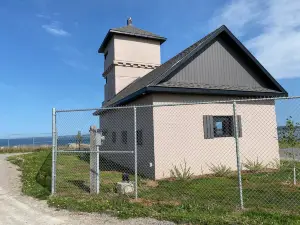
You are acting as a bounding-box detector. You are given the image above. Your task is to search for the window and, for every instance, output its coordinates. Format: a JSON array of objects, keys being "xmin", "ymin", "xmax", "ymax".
[
  {"xmin": 104, "ymin": 52, "xmax": 108, "ymax": 60},
  {"xmin": 213, "ymin": 116, "xmax": 233, "ymax": 137},
  {"xmin": 105, "ymin": 77, "xmax": 107, "ymax": 84},
  {"xmin": 121, "ymin": 131, "xmax": 127, "ymax": 144},
  {"xmin": 136, "ymin": 130, "xmax": 143, "ymax": 145},
  {"xmin": 203, "ymin": 115, "xmax": 242, "ymax": 139},
  {"xmin": 112, "ymin": 131, "xmax": 116, "ymax": 143}
]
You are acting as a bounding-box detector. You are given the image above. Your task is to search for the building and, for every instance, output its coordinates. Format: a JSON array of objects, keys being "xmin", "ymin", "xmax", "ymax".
[{"xmin": 94, "ymin": 18, "xmax": 288, "ymax": 179}]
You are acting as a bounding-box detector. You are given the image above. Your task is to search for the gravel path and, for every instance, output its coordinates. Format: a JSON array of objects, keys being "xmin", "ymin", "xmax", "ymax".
[{"xmin": 0, "ymin": 154, "xmax": 174, "ymax": 225}]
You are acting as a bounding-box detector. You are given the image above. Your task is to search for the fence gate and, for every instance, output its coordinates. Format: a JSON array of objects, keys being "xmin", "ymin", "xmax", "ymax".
[{"xmin": 52, "ymin": 107, "xmax": 138, "ymax": 198}]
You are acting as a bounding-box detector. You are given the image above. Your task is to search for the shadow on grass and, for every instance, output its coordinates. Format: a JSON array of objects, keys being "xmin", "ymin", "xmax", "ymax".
[
  {"xmin": 35, "ymin": 151, "xmax": 52, "ymax": 192},
  {"xmin": 79, "ymin": 153, "xmax": 134, "ymax": 174}
]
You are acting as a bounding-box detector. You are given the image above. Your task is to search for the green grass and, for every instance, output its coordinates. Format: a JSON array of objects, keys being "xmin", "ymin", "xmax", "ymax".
[
  {"xmin": 279, "ymin": 141, "xmax": 300, "ymax": 149},
  {"xmin": 8, "ymin": 151, "xmax": 300, "ymax": 224},
  {"xmin": 7, "ymin": 150, "xmax": 51, "ymax": 199},
  {"xmin": 0, "ymin": 146, "xmax": 51, "ymax": 154}
]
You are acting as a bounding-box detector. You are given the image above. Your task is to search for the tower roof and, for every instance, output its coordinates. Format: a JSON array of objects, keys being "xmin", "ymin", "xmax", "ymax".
[{"xmin": 98, "ymin": 18, "xmax": 166, "ymax": 53}]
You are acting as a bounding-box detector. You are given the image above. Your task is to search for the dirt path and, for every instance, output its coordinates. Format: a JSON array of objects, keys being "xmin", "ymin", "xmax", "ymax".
[{"xmin": 0, "ymin": 154, "xmax": 173, "ymax": 225}]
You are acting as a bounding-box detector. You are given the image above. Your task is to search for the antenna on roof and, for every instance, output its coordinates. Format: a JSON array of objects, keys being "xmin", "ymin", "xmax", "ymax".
[{"xmin": 127, "ymin": 17, "xmax": 132, "ymax": 26}]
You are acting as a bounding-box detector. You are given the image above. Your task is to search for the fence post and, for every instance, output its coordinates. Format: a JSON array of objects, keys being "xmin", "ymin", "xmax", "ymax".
[
  {"xmin": 51, "ymin": 108, "xmax": 57, "ymax": 195},
  {"xmin": 89, "ymin": 126, "xmax": 99, "ymax": 194},
  {"xmin": 233, "ymin": 101, "xmax": 244, "ymax": 209},
  {"xmin": 133, "ymin": 106, "xmax": 138, "ymax": 200}
]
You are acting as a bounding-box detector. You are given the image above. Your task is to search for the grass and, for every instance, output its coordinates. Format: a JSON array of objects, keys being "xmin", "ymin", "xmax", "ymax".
[
  {"xmin": 8, "ymin": 151, "xmax": 300, "ymax": 224},
  {"xmin": 279, "ymin": 141, "xmax": 300, "ymax": 149},
  {"xmin": 0, "ymin": 146, "xmax": 51, "ymax": 154},
  {"xmin": 7, "ymin": 150, "xmax": 51, "ymax": 199}
]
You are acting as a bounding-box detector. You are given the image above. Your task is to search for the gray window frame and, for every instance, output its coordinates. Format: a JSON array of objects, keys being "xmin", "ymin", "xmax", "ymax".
[{"xmin": 203, "ymin": 115, "xmax": 242, "ymax": 139}]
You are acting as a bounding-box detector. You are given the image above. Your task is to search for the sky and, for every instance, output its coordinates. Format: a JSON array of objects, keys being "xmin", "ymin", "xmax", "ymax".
[{"xmin": 1, "ymin": 0, "xmax": 300, "ymax": 137}]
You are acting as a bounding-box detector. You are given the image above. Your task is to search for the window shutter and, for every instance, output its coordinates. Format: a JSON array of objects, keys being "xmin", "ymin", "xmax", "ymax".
[
  {"xmin": 237, "ymin": 115, "xmax": 242, "ymax": 137},
  {"xmin": 203, "ymin": 115, "xmax": 214, "ymax": 139}
]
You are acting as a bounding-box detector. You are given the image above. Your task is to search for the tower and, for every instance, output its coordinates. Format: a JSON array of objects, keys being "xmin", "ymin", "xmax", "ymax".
[{"xmin": 98, "ymin": 18, "xmax": 166, "ymax": 104}]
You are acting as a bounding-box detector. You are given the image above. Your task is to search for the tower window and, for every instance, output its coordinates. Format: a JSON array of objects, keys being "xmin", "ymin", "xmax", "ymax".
[{"xmin": 104, "ymin": 52, "xmax": 108, "ymax": 60}]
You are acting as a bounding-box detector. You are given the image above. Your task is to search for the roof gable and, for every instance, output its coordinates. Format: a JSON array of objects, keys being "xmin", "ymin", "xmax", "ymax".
[
  {"xmin": 157, "ymin": 37, "xmax": 281, "ymax": 93},
  {"xmin": 102, "ymin": 25, "xmax": 288, "ymax": 107}
]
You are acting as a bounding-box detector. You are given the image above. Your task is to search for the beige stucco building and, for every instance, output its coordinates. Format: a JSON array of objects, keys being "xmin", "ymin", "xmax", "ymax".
[{"xmin": 94, "ymin": 18, "xmax": 288, "ymax": 179}]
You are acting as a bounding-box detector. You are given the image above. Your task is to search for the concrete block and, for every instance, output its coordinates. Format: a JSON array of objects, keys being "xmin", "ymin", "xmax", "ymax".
[{"xmin": 116, "ymin": 182, "xmax": 134, "ymax": 194}]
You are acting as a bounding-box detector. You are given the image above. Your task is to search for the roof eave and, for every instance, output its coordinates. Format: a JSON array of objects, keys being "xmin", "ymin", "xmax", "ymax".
[
  {"xmin": 147, "ymin": 86, "xmax": 288, "ymax": 97},
  {"xmin": 98, "ymin": 31, "xmax": 113, "ymax": 53},
  {"xmin": 93, "ymin": 87, "xmax": 148, "ymax": 115},
  {"xmin": 98, "ymin": 30, "xmax": 167, "ymax": 53},
  {"xmin": 94, "ymin": 86, "xmax": 287, "ymax": 113}
]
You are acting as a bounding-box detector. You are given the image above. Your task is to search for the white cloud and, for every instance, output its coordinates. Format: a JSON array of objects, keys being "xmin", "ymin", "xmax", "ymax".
[
  {"xmin": 211, "ymin": 0, "xmax": 300, "ymax": 79},
  {"xmin": 36, "ymin": 13, "xmax": 50, "ymax": 19},
  {"xmin": 42, "ymin": 21, "xmax": 70, "ymax": 37},
  {"xmin": 210, "ymin": 0, "xmax": 263, "ymax": 36}
]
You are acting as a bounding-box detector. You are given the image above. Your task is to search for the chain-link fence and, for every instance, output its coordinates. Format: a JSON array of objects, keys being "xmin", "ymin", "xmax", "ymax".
[
  {"xmin": 51, "ymin": 96, "xmax": 300, "ymax": 212},
  {"xmin": 0, "ymin": 133, "xmax": 52, "ymax": 148}
]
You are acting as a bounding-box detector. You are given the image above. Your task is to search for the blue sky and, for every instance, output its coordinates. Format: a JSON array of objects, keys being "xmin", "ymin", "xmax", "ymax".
[{"xmin": 1, "ymin": 0, "xmax": 300, "ymax": 136}]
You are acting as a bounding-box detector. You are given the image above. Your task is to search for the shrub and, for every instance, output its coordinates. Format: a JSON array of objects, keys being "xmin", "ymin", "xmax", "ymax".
[
  {"xmin": 170, "ymin": 159, "xmax": 194, "ymax": 180},
  {"xmin": 209, "ymin": 164, "xmax": 232, "ymax": 177},
  {"xmin": 243, "ymin": 157, "xmax": 267, "ymax": 173}
]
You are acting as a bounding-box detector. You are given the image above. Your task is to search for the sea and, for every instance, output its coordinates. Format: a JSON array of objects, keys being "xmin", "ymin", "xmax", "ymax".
[
  {"xmin": 1, "ymin": 126, "xmax": 300, "ymax": 147},
  {"xmin": 0, "ymin": 134, "xmax": 90, "ymax": 147}
]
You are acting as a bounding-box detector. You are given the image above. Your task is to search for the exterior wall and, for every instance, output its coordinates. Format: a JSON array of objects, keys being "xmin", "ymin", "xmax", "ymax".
[
  {"xmin": 99, "ymin": 94, "xmax": 155, "ymax": 178},
  {"xmin": 114, "ymin": 34, "xmax": 161, "ymax": 64},
  {"xmin": 104, "ymin": 38, "xmax": 115, "ymax": 71},
  {"xmin": 152, "ymin": 94, "xmax": 280, "ymax": 179},
  {"xmin": 102, "ymin": 34, "xmax": 161, "ymax": 102},
  {"xmin": 104, "ymin": 68, "xmax": 115, "ymax": 101},
  {"xmin": 165, "ymin": 39, "xmax": 271, "ymax": 90},
  {"xmin": 114, "ymin": 66, "xmax": 153, "ymax": 94}
]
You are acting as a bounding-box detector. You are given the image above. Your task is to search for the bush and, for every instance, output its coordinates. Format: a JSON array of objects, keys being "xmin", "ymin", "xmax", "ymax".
[
  {"xmin": 243, "ymin": 157, "xmax": 266, "ymax": 173},
  {"xmin": 170, "ymin": 159, "xmax": 194, "ymax": 180},
  {"xmin": 209, "ymin": 164, "xmax": 232, "ymax": 177}
]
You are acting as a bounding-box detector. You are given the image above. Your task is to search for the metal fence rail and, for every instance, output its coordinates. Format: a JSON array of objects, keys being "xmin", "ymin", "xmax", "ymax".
[{"xmin": 51, "ymin": 96, "xmax": 300, "ymax": 212}]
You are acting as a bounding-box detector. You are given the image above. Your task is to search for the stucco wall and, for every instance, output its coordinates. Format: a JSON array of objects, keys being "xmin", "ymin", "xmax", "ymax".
[
  {"xmin": 103, "ymin": 34, "xmax": 161, "ymax": 102},
  {"xmin": 103, "ymin": 38, "xmax": 114, "ymax": 71},
  {"xmin": 114, "ymin": 34, "xmax": 161, "ymax": 64},
  {"xmin": 114, "ymin": 66, "xmax": 153, "ymax": 94},
  {"xmin": 104, "ymin": 68, "xmax": 115, "ymax": 101},
  {"xmin": 99, "ymin": 94, "xmax": 155, "ymax": 178},
  {"xmin": 152, "ymin": 94, "xmax": 280, "ymax": 179}
]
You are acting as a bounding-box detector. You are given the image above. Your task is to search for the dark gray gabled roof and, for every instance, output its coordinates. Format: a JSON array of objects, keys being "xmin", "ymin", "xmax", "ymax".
[
  {"xmin": 98, "ymin": 25, "xmax": 288, "ymax": 111},
  {"xmin": 98, "ymin": 25, "xmax": 166, "ymax": 53}
]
